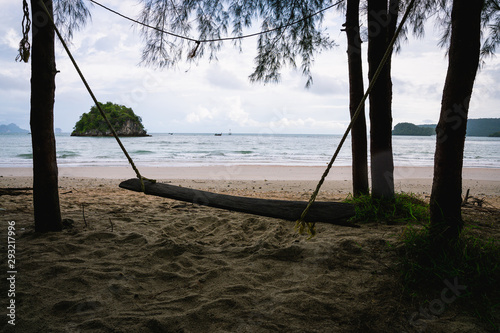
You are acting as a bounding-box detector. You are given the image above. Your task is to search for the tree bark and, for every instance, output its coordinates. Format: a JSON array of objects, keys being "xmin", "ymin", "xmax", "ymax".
[
  {"xmin": 367, "ymin": 0, "xmax": 398, "ymax": 199},
  {"xmin": 430, "ymin": 0, "xmax": 483, "ymax": 242},
  {"xmin": 344, "ymin": 0, "xmax": 369, "ymax": 196},
  {"xmin": 30, "ymin": 0, "xmax": 62, "ymax": 232}
]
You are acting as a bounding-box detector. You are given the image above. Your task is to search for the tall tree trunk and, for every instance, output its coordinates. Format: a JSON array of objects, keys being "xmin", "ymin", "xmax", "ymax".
[
  {"xmin": 30, "ymin": 0, "xmax": 62, "ymax": 232},
  {"xmin": 344, "ymin": 0, "xmax": 369, "ymax": 196},
  {"xmin": 367, "ymin": 0, "xmax": 398, "ymax": 199},
  {"xmin": 430, "ymin": 0, "xmax": 483, "ymax": 242}
]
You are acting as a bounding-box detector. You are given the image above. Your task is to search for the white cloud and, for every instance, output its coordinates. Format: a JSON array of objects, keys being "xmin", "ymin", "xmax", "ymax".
[
  {"xmin": 205, "ymin": 65, "xmax": 246, "ymax": 90},
  {"xmin": 186, "ymin": 107, "xmax": 216, "ymax": 123},
  {"xmin": 307, "ymin": 72, "xmax": 348, "ymax": 96},
  {"xmin": 226, "ymin": 98, "xmax": 258, "ymax": 126},
  {"xmin": 268, "ymin": 117, "xmax": 347, "ymax": 133},
  {"xmin": 2, "ymin": 29, "xmax": 20, "ymax": 50}
]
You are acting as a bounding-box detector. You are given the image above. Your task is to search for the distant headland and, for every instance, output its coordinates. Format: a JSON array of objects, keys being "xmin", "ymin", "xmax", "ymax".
[
  {"xmin": 71, "ymin": 102, "xmax": 149, "ymax": 137},
  {"xmin": 392, "ymin": 122, "xmax": 434, "ymax": 136},
  {"xmin": 393, "ymin": 118, "xmax": 500, "ymax": 137},
  {"xmin": 0, "ymin": 123, "xmax": 29, "ymax": 134}
]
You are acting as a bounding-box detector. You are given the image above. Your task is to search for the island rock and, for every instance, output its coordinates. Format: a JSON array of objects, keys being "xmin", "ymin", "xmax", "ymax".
[{"xmin": 71, "ymin": 102, "xmax": 149, "ymax": 137}]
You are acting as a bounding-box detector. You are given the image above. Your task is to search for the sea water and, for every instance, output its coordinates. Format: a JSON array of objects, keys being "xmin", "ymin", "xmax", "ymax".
[{"xmin": 0, "ymin": 133, "xmax": 499, "ymax": 168}]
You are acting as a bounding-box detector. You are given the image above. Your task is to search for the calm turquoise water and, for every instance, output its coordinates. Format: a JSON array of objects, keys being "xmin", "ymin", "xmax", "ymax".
[{"xmin": 1, "ymin": 133, "xmax": 499, "ymax": 168}]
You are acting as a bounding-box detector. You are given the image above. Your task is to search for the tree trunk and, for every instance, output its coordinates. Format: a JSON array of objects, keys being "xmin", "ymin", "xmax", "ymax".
[
  {"xmin": 344, "ymin": 0, "xmax": 369, "ymax": 196},
  {"xmin": 30, "ymin": 0, "xmax": 62, "ymax": 232},
  {"xmin": 367, "ymin": 0, "xmax": 398, "ymax": 199},
  {"xmin": 430, "ymin": 0, "xmax": 483, "ymax": 242}
]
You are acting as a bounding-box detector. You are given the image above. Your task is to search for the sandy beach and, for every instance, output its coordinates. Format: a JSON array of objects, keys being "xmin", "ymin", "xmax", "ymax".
[
  {"xmin": 1, "ymin": 165, "xmax": 499, "ymax": 332},
  {"xmin": 2, "ymin": 165, "xmax": 500, "ymax": 196}
]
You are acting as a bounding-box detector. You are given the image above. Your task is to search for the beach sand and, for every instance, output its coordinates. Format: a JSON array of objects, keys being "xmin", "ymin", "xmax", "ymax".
[{"xmin": 1, "ymin": 166, "xmax": 499, "ymax": 332}]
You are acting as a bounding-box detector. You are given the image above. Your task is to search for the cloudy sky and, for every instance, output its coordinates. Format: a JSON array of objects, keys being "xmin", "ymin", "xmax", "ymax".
[{"xmin": 0, "ymin": 0, "xmax": 499, "ymax": 134}]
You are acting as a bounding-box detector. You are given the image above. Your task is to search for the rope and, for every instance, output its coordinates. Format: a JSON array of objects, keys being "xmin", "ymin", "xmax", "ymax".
[
  {"xmin": 38, "ymin": 0, "xmax": 155, "ymax": 192},
  {"xmin": 88, "ymin": 0, "xmax": 344, "ymax": 45},
  {"xmin": 296, "ymin": 0, "xmax": 417, "ymax": 237},
  {"xmin": 16, "ymin": 0, "xmax": 31, "ymax": 63}
]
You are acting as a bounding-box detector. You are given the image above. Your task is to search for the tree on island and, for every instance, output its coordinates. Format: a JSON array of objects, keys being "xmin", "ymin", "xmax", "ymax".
[
  {"xmin": 72, "ymin": 102, "xmax": 148, "ymax": 137},
  {"xmin": 17, "ymin": 0, "xmax": 90, "ymax": 232}
]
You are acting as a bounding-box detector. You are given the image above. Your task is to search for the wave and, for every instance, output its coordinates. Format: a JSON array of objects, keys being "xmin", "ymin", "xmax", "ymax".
[
  {"xmin": 16, "ymin": 153, "xmax": 33, "ymax": 159},
  {"xmin": 2, "ymin": 134, "xmax": 499, "ymax": 168},
  {"xmin": 233, "ymin": 150, "xmax": 254, "ymax": 155},
  {"xmin": 58, "ymin": 151, "xmax": 79, "ymax": 159},
  {"xmin": 132, "ymin": 150, "xmax": 155, "ymax": 155},
  {"xmin": 204, "ymin": 152, "xmax": 225, "ymax": 157}
]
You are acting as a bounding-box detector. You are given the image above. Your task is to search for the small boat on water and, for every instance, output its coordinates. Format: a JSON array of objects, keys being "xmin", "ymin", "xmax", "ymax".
[{"xmin": 214, "ymin": 133, "xmax": 222, "ymax": 136}]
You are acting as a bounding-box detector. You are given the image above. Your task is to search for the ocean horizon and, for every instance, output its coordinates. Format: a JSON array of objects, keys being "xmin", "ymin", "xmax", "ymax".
[{"xmin": 1, "ymin": 132, "xmax": 499, "ymax": 169}]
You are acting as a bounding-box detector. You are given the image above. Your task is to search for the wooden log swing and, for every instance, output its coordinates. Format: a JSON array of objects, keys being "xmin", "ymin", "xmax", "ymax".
[{"xmin": 119, "ymin": 178, "xmax": 358, "ymax": 227}]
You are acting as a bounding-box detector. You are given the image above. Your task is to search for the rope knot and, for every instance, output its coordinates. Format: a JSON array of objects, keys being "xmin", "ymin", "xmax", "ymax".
[
  {"xmin": 16, "ymin": 0, "xmax": 31, "ymax": 63},
  {"xmin": 188, "ymin": 41, "xmax": 201, "ymax": 59}
]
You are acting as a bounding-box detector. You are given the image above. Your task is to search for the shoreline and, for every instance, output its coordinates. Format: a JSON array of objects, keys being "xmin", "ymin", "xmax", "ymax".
[
  {"xmin": 0, "ymin": 164, "xmax": 500, "ymax": 181},
  {"xmin": 1, "ymin": 165, "xmax": 499, "ymax": 180},
  {"xmin": 1, "ymin": 165, "xmax": 499, "ymax": 199}
]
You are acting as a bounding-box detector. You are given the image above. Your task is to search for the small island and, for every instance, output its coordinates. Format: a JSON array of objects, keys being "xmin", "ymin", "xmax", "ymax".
[
  {"xmin": 392, "ymin": 122, "xmax": 435, "ymax": 136},
  {"xmin": 71, "ymin": 102, "xmax": 149, "ymax": 137}
]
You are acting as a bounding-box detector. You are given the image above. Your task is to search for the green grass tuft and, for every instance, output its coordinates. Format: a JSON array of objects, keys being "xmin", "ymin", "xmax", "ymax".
[
  {"xmin": 398, "ymin": 223, "xmax": 500, "ymax": 329},
  {"xmin": 344, "ymin": 192, "xmax": 430, "ymax": 224},
  {"xmin": 345, "ymin": 192, "xmax": 499, "ymax": 329}
]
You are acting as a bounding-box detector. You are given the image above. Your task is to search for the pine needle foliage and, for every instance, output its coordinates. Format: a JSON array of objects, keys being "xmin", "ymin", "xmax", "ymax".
[
  {"xmin": 53, "ymin": 0, "xmax": 92, "ymax": 41},
  {"xmin": 424, "ymin": 0, "xmax": 500, "ymax": 61},
  {"xmin": 137, "ymin": 0, "xmax": 337, "ymax": 87}
]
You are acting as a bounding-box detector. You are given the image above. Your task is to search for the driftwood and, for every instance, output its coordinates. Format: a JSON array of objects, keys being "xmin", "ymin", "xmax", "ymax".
[
  {"xmin": 0, "ymin": 187, "xmax": 33, "ymax": 196},
  {"xmin": 119, "ymin": 179, "xmax": 358, "ymax": 227}
]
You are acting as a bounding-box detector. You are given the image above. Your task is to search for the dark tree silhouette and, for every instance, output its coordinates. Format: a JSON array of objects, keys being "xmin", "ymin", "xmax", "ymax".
[
  {"xmin": 30, "ymin": 0, "xmax": 62, "ymax": 232},
  {"xmin": 430, "ymin": 0, "xmax": 485, "ymax": 242},
  {"xmin": 366, "ymin": 0, "xmax": 400, "ymax": 199},
  {"xmin": 21, "ymin": 0, "xmax": 90, "ymax": 232},
  {"xmin": 343, "ymin": 0, "xmax": 369, "ymax": 196}
]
